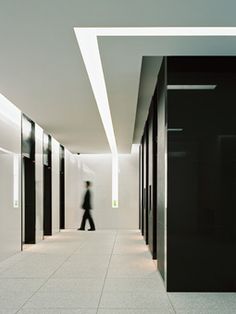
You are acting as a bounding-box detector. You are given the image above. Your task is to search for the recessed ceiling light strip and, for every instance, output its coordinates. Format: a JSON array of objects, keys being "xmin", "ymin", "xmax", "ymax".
[
  {"xmin": 77, "ymin": 27, "xmax": 236, "ymax": 38},
  {"xmin": 74, "ymin": 29, "xmax": 117, "ymax": 155}
]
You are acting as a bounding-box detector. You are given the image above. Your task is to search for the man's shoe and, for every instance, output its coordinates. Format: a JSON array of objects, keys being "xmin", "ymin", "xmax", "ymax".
[
  {"xmin": 77, "ymin": 228, "xmax": 85, "ymax": 231},
  {"xmin": 88, "ymin": 228, "xmax": 95, "ymax": 231}
]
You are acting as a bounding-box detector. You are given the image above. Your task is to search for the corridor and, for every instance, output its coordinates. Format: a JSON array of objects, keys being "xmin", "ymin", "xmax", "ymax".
[{"xmin": 0, "ymin": 230, "xmax": 236, "ymax": 313}]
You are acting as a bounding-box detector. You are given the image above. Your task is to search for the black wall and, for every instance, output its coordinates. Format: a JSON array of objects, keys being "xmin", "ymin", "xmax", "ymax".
[
  {"xmin": 147, "ymin": 98, "xmax": 158, "ymax": 259},
  {"xmin": 140, "ymin": 56, "xmax": 236, "ymax": 291},
  {"xmin": 167, "ymin": 57, "xmax": 236, "ymax": 291}
]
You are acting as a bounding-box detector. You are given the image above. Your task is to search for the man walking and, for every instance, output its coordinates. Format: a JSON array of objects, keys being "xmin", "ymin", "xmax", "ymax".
[{"xmin": 78, "ymin": 181, "xmax": 96, "ymax": 231}]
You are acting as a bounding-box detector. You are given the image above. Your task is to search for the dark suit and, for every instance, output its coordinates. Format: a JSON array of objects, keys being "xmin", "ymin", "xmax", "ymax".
[
  {"xmin": 82, "ymin": 189, "xmax": 92, "ymax": 210},
  {"xmin": 80, "ymin": 189, "xmax": 95, "ymax": 230}
]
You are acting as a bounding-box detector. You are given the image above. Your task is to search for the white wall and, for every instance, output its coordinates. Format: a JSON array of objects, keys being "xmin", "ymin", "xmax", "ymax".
[
  {"xmin": 65, "ymin": 150, "xmax": 81, "ymax": 229},
  {"xmin": 35, "ymin": 124, "xmax": 44, "ymax": 242},
  {"xmin": 51, "ymin": 138, "xmax": 60, "ymax": 234},
  {"xmin": 66, "ymin": 149, "xmax": 139, "ymax": 230},
  {"xmin": 0, "ymin": 94, "xmax": 21, "ymax": 262}
]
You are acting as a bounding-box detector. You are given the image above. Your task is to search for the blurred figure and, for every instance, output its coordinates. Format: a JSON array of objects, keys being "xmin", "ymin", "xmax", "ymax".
[{"xmin": 78, "ymin": 181, "xmax": 96, "ymax": 231}]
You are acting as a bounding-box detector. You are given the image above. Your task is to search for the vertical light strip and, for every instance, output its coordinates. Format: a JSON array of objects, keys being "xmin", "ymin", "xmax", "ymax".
[
  {"xmin": 13, "ymin": 154, "xmax": 19, "ymax": 208},
  {"xmin": 74, "ymin": 29, "xmax": 117, "ymax": 155},
  {"xmin": 112, "ymin": 154, "xmax": 119, "ymax": 208},
  {"xmin": 164, "ymin": 123, "xmax": 168, "ymax": 285}
]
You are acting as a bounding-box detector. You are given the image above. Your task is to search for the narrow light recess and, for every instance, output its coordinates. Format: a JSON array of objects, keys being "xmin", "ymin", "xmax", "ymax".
[
  {"xmin": 74, "ymin": 27, "xmax": 236, "ymax": 209},
  {"xmin": 112, "ymin": 154, "xmax": 119, "ymax": 208},
  {"xmin": 168, "ymin": 128, "xmax": 183, "ymax": 132},
  {"xmin": 75, "ymin": 27, "xmax": 236, "ymax": 39},
  {"xmin": 74, "ymin": 29, "xmax": 117, "ymax": 155},
  {"xmin": 13, "ymin": 154, "xmax": 19, "ymax": 208},
  {"xmin": 167, "ymin": 85, "xmax": 217, "ymax": 90}
]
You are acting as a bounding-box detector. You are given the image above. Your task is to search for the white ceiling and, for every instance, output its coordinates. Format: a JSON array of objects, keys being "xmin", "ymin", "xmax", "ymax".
[{"xmin": 0, "ymin": 0, "xmax": 236, "ymax": 153}]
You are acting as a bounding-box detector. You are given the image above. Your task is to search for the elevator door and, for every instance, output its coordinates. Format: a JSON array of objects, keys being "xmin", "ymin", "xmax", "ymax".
[
  {"xmin": 43, "ymin": 165, "xmax": 52, "ymax": 235},
  {"xmin": 148, "ymin": 107, "xmax": 157, "ymax": 259},
  {"xmin": 60, "ymin": 146, "xmax": 65, "ymax": 229},
  {"xmin": 24, "ymin": 157, "xmax": 36, "ymax": 244}
]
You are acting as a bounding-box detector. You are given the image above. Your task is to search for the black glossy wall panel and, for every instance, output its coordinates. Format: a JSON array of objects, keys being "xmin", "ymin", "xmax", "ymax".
[
  {"xmin": 141, "ymin": 138, "xmax": 144, "ymax": 236},
  {"xmin": 22, "ymin": 115, "xmax": 36, "ymax": 244},
  {"xmin": 167, "ymin": 56, "xmax": 236, "ymax": 291},
  {"xmin": 43, "ymin": 134, "xmax": 52, "ymax": 236},
  {"xmin": 60, "ymin": 145, "xmax": 65, "ymax": 230},
  {"xmin": 139, "ymin": 59, "xmax": 166, "ymax": 273},
  {"xmin": 24, "ymin": 157, "xmax": 36, "ymax": 244},
  {"xmin": 148, "ymin": 101, "xmax": 157, "ymax": 260},
  {"xmin": 153, "ymin": 94, "xmax": 157, "ymax": 260}
]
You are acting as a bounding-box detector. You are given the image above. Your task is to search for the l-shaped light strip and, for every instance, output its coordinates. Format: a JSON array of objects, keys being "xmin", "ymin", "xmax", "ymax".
[{"xmin": 74, "ymin": 27, "xmax": 236, "ymax": 208}]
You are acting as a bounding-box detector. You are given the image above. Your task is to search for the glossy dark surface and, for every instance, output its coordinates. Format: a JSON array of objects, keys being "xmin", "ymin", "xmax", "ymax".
[
  {"xmin": 148, "ymin": 104, "xmax": 155, "ymax": 259},
  {"xmin": 167, "ymin": 57, "xmax": 236, "ymax": 291},
  {"xmin": 22, "ymin": 115, "xmax": 36, "ymax": 244},
  {"xmin": 60, "ymin": 145, "xmax": 65, "ymax": 230},
  {"xmin": 43, "ymin": 134, "xmax": 52, "ymax": 236},
  {"xmin": 141, "ymin": 139, "xmax": 144, "ymax": 236},
  {"xmin": 140, "ymin": 59, "xmax": 166, "ymax": 272}
]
